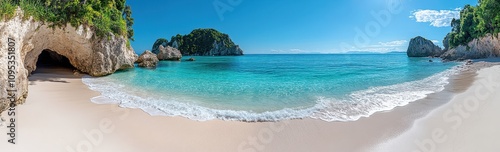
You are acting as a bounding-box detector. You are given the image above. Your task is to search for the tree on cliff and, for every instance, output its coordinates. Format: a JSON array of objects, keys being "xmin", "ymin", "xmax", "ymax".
[{"xmin": 447, "ymin": 0, "xmax": 500, "ymax": 48}]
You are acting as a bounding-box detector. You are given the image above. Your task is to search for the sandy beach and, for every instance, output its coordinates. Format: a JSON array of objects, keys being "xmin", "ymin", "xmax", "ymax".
[
  {"xmin": 1, "ymin": 63, "xmax": 500, "ymax": 152},
  {"xmin": 375, "ymin": 64, "xmax": 500, "ymax": 152}
]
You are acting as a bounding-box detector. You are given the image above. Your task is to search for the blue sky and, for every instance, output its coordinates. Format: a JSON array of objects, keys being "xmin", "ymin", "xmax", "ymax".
[{"xmin": 127, "ymin": 0, "xmax": 477, "ymax": 54}]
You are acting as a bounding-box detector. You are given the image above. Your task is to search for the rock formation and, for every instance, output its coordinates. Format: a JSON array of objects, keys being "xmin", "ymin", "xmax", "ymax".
[
  {"xmin": 157, "ymin": 45, "xmax": 182, "ymax": 61},
  {"xmin": 171, "ymin": 40, "xmax": 179, "ymax": 49},
  {"xmin": 443, "ymin": 33, "xmax": 451, "ymax": 51},
  {"xmin": 186, "ymin": 57, "xmax": 196, "ymax": 61},
  {"xmin": 37, "ymin": 50, "xmax": 74, "ymax": 68},
  {"xmin": 441, "ymin": 33, "xmax": 500, "ymax": 61},
  {"xmin": 167, "ymin": 28, "xmax": 244, "ymax": 56},
  {"xmin": 151, "ymin": 38, "xmax": 168, "ymax": 54},
  {"xmin": 407, "ymin": 36, "xmax": 444, "ymax": 57},
  {"xmin": 136, "ymin": 50, "xmax": 159, "ymax": 67},
  {"xmin": 0, "ymin": 10, "xmax": 137, "ymax": 113}
]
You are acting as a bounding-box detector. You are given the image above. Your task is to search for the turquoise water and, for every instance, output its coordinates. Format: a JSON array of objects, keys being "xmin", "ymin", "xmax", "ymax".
[{"xmin": 83, "ymin": 54, "xmax": 459, "ymax": 121}]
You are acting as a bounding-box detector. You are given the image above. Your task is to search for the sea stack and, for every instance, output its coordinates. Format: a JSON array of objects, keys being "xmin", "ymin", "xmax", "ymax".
[
  {"xmin": 407, "ymin": 36, "xmax": 444, "ymax": 57},
  {"xmin": 136, "ymin": 50, "xmax": 159, "ymax": 67}
]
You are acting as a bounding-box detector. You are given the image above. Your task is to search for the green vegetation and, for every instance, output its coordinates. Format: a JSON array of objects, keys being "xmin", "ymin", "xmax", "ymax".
[
  {"xmin": 167, "ymin": 28, "xmax": 236, "ymax": 55},
  {"xmin": 447, "ymin": 0, "xmax": 500, "ymax": 48},
  {"xmin": 0, "ymin": 0, "xmax": 134, "ymax": 41}
]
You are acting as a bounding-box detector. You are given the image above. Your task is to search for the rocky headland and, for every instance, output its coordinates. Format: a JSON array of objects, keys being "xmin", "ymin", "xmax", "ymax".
[{"xmin": 203, "ymin": 40, "xmax": 244, "ymax": 56}]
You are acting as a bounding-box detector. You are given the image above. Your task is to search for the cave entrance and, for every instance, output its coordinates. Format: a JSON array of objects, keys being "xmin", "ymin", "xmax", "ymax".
[{"xmin": 32, "ymin": 49, "xmax": 76, "ymax": 74}]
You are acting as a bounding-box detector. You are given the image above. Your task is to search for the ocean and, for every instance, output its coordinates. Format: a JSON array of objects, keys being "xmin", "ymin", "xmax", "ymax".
[{"xmin": 83, "ymin": 54, "xmax": 460, "ymax": 122}]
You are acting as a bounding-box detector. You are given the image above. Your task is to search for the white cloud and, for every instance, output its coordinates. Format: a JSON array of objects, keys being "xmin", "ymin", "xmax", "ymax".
[
  {"xmin": 431, "ymin": 40, "xmax": 440, "ymax": 44},
  {"xmin": 410, "ymin": 8, "xmax": 461, "ymax": 27},
  {"xmin": 379, "ymin": 40, "xmax": 408, "ymax": 47}
]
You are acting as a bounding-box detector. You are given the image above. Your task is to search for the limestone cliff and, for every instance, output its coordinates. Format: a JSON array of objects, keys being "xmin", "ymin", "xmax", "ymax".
[
  {"xmin": 202, "ymin": 40, "xmax": 244, "ymax": 56},
  {"xmin": 0, "ymin": 10, "xmax": 137, "ymax": 113},
  {"xmin": 443, "ymin": 33, "xmax": 451, "ymax": 51},
  {"xmin": 441, "ymin": 33, "xmax": 500, "ymax": 61},
  {"xmin": 407, "ymin": 36, "xmax": 444, "ymax": 57}
]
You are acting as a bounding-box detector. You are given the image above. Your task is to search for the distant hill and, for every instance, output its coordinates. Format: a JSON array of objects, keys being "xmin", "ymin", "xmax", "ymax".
[
  {"xmin": 439, "ymin": 0, "xmax": 500, "ymax": 60},
  {"xmin": 165, "ymin": 28, "xmax": 243, "ymax": 56},
  {"xmin": 446, "ymin": 0, "xmax": 500, "ymax": 49}
]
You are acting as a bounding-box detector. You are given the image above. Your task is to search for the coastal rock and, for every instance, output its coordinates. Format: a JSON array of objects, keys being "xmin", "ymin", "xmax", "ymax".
[
  {"xmin": 151, "ymin": 38, "xmax": 168, "ymax": 54},
  {"xmin": 157, "ymin": 45, "xmax": 182, "ymax": 61},
  {"xmin": 441, "ymin": 33, "xmax": 500, "ymax": 61},
  {"xmin": 168, "ymin": 29, "xmax": 244, "ymax": 56},
  {"xmin": 466, "ymin": 59, "xmax": 474, "ymax": 65},
  {"xmin": 407, "ymin": 36, "xmax": 444, "ymax": 57},
  {"xmin": 0, "ymin": 9, "xmax": 137, "ymax": 113},
  {"xmin": 203, "ymin": 40, "xmax": 244, "ymax": 56},
  {"xmin": 186, "ymin": 57, "xmax": 196, "ymax": 61},
  {"xmin": 171, "ymin": 40, "xmax": 179, "ymax": 49},
  {"xmin": 137, "ymin": 50, "xmax": 159, "ymax": 67}
]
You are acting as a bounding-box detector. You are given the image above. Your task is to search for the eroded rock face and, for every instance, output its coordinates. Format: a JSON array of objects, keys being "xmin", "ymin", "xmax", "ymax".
[
  {"xmin": 407, "ymin": 36, "xmax": 444, "ymax": 57},
  {"xmin": 151, "ymin": 38, "xmax": 168, "ymax": 54},
  {"xmin": 443, "ymin": 33, "xmax": 451, "ymax": 51},
  {"xmin": 171, "ymin": 40, "xmax": 179, "ymax": 49},
  {"xmin": 203, "ymin": 40, "xmax": 243, "ymax": 56},
  {"xmin": 186, "ymin": 57, "xmax": 195, "ymax": 61},
  {"xmin": 441, "ymin": 33, "xmax": 500, "ymax": 61},
  {"xmin": 157, "ymin": 45, "xmax": 182, "ymax": 61},
  {"xmin": 136, "ymin": 50, "xmax": 159, "ymax": 67},
  {"xmin": 0, "ymin": 10, "xmax": 137, "ymax": 113}
]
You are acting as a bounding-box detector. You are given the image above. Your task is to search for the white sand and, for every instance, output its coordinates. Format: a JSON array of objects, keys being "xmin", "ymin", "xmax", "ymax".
[
  {"xmin": 374, "ymin": 65, "xmax": 500, "ymax": 152},
  {"xmin": 1, "ymin": 65, "xmax": 499, "ymax": 152}
]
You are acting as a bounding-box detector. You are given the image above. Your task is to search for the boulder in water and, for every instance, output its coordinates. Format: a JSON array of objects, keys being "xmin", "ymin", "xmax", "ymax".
[{"xmin": 137, "ymin": 50, "xmax": 159, "ymax": 68}]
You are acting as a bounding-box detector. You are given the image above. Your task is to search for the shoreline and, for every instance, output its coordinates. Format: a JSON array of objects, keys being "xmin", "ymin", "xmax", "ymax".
[
  {"xmin": 0, "ymin": 61, "xmax": 498, "ymax": 152},
  {"xmin": 374, "ymin": 62, "xmax": 500, "ymax": 151}
]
